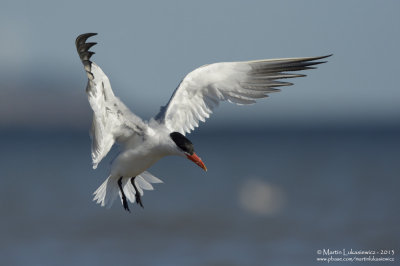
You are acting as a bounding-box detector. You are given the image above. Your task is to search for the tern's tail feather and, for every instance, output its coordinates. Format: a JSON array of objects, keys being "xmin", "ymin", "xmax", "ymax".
[{"xmin": 93, "ymin": 171, "xmax": 163, "ymax": 209}]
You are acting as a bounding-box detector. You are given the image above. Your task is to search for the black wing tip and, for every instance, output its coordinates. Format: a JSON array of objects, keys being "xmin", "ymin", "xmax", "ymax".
[
  {"xmin": 312, "ymin": 54, "xmax": 333, "ymax": 60},
  {"xmin": 301, "ymin": 54, "xmax": 332, "ymax": 66},
  {"xmin": 315, "ymin": 54, "xmax": 332, "ymax": 63},
  {"xmin": 290, "ymin": 54, "xmax": 333, "ymax": 68},
  {"xmin": 76, "ymin": 32, "xmax": 98, "ymax": 56},
  {"xmin": 75, "ymin": 33, "xmax": 98, "ymax": 46},
  {"xmin": 76, "ymin": 33, "xmax": 98, "ymax": 75}
]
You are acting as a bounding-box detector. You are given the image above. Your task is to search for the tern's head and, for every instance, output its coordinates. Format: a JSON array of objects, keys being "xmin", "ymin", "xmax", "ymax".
[{"xmin": 169, "ymin": 132, "xmax": 207, "ymax": 171}]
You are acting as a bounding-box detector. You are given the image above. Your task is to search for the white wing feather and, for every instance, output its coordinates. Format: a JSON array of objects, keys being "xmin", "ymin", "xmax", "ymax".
[
  {"xmin": 76, "ymin": 33, "xmax": 147, "ymax": 168},
  {"xmin": 156, "ymin": 55, "xmax": 330, "ymax": 135}
]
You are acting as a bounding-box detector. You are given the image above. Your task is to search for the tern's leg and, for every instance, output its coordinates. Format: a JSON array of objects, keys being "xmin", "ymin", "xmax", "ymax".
[
  {"xmin": 131, "ymin": 177, "xmax": 144, "ymax": 208},
  {"xmin": 118, "ymin": 177, "xmax": 130, "ymax": 212}
]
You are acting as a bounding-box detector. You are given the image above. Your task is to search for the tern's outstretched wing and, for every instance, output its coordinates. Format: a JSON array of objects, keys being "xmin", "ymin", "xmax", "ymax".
[
  {"xmin": 76, "ymin": 33, "xmax": 147, "ymax": 169},
  {"xmin": 155, "ymin": 55, "xmax": 331, "ymax": 135}
]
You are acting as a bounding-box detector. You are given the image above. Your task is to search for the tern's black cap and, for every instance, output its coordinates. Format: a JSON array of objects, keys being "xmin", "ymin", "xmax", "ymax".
[{"xmin": 170, "ymin": 132, "xmax": 194, "ymax": 155}]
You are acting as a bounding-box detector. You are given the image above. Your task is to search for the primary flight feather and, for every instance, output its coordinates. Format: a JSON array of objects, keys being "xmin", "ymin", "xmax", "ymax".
[{"xmin": 76, "ymin": 33, "xmax": 330, "ymax": 212}]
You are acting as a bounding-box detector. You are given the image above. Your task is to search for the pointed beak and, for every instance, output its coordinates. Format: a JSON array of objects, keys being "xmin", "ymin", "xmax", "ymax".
[{"xmin": 186, "ymin": 152, "xmax": 207, "ymax": 171}]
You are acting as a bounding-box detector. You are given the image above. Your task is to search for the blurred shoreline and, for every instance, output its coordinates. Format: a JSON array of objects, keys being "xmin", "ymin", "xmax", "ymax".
[{"xmin": 1, "ymin": 123, "xmax": 399, "ymax": 136}]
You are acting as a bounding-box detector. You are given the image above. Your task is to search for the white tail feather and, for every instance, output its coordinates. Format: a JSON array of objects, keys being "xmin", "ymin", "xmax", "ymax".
[{"xmin": 93, "ymin": 171, "xmax": 163, "ymax": 209}]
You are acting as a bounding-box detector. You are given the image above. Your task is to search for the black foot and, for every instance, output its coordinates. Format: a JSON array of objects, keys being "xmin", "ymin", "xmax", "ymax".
[
  {"xmin": 118, "ymin": 177, "xmax": 130, "ymax": 212},
  {"xmin": 131, "ymin": 177, "xmax": 144, "ymax": 208}
]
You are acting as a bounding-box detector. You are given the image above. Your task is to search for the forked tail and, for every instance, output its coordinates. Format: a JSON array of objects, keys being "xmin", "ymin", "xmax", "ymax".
[{"xmin": 93, "ymin": 171, "xmax": 163, "ymax": 211}]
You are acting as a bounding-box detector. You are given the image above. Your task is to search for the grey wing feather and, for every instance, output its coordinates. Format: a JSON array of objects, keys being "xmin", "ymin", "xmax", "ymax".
[
  {"xmin": 156, "ymin": 55, "xmax": 331, "ymax": 135},
  {"xmin": 76, "ymin": 33, "xmax": 147, "ymax": 168}
]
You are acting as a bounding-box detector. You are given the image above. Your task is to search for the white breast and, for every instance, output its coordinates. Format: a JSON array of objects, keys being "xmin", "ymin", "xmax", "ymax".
[
  {"xmin": 110, "ymin": 149, "xmax": 161, "ymax": 178},
  {"xmin": 110, "ymin": 124, "xmax": 177, "ymax": 178}
]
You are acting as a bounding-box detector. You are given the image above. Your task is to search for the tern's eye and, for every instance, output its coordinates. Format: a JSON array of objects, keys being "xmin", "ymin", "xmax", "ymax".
[{"xmin": 170, "ymin": 132, "xmax": 194, "ymax": 155}]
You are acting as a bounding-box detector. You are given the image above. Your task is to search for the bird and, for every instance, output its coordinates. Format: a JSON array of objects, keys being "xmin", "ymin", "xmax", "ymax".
[{"xmin": 75, "ymin": 33, "xmax": 330, "ymax": 212}]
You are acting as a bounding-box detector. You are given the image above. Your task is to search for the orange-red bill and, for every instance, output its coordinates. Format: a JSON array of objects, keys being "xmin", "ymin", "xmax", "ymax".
[{"xmin": 186, "ymin": 152, "xmax": 207, "ymax": 171}]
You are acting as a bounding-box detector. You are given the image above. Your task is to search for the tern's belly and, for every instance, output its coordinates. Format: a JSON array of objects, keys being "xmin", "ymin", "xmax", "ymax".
[{"xmin": 110, "ymin": 149, "xmax": 163, "ymax": 177}]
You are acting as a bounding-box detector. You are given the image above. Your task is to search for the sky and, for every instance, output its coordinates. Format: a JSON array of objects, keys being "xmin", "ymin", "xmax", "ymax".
[{"xmin": 1, "ymin": 0, "xmax": 399, "ymax": 130}]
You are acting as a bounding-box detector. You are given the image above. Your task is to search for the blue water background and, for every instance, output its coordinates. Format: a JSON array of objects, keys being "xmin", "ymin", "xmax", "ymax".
[{"xmin": 0, "ymin": 127, "xmax": 399, "ymax": 266}]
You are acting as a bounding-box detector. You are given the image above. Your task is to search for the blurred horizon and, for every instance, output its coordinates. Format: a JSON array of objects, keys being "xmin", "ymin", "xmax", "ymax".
[{"xmin": 1, "ymin": 71, "xmax": 399, "ymax": 132}]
